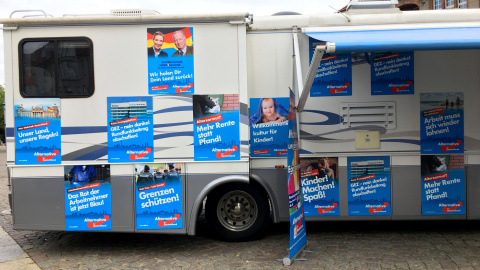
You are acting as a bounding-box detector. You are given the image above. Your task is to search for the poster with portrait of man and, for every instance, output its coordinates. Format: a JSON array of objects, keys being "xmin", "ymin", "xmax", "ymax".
[{"xmin": 147, "ymin": 27, "xmax": 194, "ymax": 95}]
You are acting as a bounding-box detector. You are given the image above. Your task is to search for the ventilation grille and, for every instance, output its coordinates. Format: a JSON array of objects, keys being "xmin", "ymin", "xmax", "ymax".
[
  {"xmin": 340, "ymin": 102, "xmax": 396, "ymax": 129},
  {"xmin": 110, "ymin": 9, "xmax": 159, "ymax": 16}
]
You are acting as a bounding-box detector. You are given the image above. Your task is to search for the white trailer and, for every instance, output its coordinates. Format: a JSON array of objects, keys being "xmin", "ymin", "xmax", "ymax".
[{"xmin": 2, "ymin": 2, "xmax": 480, "ymax": 241}]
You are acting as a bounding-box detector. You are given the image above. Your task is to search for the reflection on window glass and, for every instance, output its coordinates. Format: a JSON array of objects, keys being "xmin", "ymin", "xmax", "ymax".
[
  {"xmin": 20, "ymin": 38, "xmax": 94, "ymax": 98},
  {"xmin": 434, "ymin": 0, "xmax": 442, "ymax": 9},
  {"xmin": 458, "ymin": 0, "xmax": 467, "ymax": 8}
]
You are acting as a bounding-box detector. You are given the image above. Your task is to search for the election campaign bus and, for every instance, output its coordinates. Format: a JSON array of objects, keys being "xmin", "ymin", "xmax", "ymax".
[{"xmin": 2, "ymin": 0, "xmax": 480, "ymax": 242}]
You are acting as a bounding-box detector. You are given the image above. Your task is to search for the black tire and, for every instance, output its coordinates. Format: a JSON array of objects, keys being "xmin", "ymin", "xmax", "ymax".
[{"xmin": 205, "ymin": 182, "xmax": 270, "ymax": 242}]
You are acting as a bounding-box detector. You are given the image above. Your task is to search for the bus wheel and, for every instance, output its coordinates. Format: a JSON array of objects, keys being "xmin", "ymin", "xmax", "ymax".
[{"xmin": 205, "ymin": 182, "xmax": 269, "ymax": 242}]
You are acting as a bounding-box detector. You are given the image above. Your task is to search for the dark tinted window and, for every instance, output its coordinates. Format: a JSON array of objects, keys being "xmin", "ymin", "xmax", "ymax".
[{"xmin": 19, "ymin": 38, "xmax": 94, "ymax": 98}]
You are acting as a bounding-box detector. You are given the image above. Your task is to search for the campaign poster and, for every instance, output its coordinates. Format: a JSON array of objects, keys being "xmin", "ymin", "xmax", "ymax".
[
  {"xmin": 420, "ymin": 92, "xmax": 464, "ymax": 154},
  {"xmin": 347, "ymin": 156, "xmax": 391, "ymax": 216},
  {"xmin": 309, "ymin": 40, "xmax": 352, "ymax": 97},
  {"xmin": 135, "ymin": 163, "xmax": 183, "ymax": 229},
  {"xmin": 107, "ymin": 96, "xmax": 154, "ymax": 163},
  {"xmin": 147, "ymin": 27, "xmax": 194, "ymax": 95},
  {"xmin": 14, "ymin": 98, "xmax": 61, "ymax": 165},
  {"xmin": 193, "ymin": 94, "xmax": 240, "ymax": 161},
  {"xmin": 64, "ymin": 165, "xmax": 112, "ymax": 231},
  {"xmin": 249, "ymin": 97, "xmax": 289, "ymax": 157},
  {"xmin": 421, "ymin": 155, "xmax": 465, "ymax": 215},
  {"xmin": 287, "ymin": 88, "xmax": 307, "ymax": 261},
  {"xmin": 371, "ymin": 51, "xmax": 414, "ymax": 95},
  {"xmin": 300, "ymin": 157, "xmax": 340, "ymax": 216}
]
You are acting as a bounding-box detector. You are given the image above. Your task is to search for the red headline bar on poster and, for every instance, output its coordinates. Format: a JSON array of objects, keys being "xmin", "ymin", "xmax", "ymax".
[
  {"xmin": 67, "ymin": 183, "xmax": 100, "ymax": 193},
  {"xmin": 17, "ymin": 121, "xmax": 49, "ymax": 131},
  {"xmin": 423, "ymin": 172, "xmax": 449, "ymax": 182},
  {"xmin": 195, "ymin": 114, "xmax": 223, "ymax": 125},
  {"xmin": 254, "ymin": 149, "xmax": 269, "ymax": 155},
  {"xmin": 151, "ymin": 85, "xmax": 169, "ymax": 91},
  {"xmin": 138, "ymin": 182, "xmax": 166, "ymax": 191},
  {"xmin": 110, "ymin": 117, "xmax": 138, "ymax": 126},
  {"xmin": 423, "ymin": 108, "xmax": 444, "ymax": 117},
  {"xmin": 350, "ymin": 174, "xmax": 376, "ymax": 182},
  {"xmin": 373, "ymin": 53, "xmax": 399, "ymax": 61},
  {"xmin": 301, "ymin": 169, "xmax": 319, "ymax": 178},
  {"xmin": 322, "ymin": 55, "xmax": 337, "ymax": 61}
]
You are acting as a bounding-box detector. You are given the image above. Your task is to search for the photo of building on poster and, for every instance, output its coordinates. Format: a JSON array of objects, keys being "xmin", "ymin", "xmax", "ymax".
[
  {"xmin": 347, "ymin": 156, "xmax": 391, "ymax": 216},
  {"xmin": 135, "ymin": 163, "xmax": 183, "ymax": 230},
  {"xmin": 250, "ymin": 97, "xmax": 289, "ymax": 157},
  {"xmin": 371, "ymin": 51, "xmax": 414, "ymax": 95},
  {"xmin": 193, "ymin": 94, "xmax": 240, "ymax": 161},
  {"xmin": 421, "ymin": 155, "xmax": 465, "ymax": 215},
  {"xmin": 287, "ymin": 88, "xmax": 307, "ymax": 260},
  {"xmin": 147, "ymin": 27, "xmax": 194, "ymax": 95},
  {"xmin": 14, "ymin": 98, "xmax": 61, "ymax": 165},
  {"xmin": 64, "ymin": 165, "xmax": 112, "ymax": 231},
  {"xmin": 107, "ymin": 96, "xmax": 154, "ymax": 163},
  {"xmin": 300, "ymin": 157, "xmax": 339, "ymax": 216},
  {"xmin": 309, "ymin": 40, "xmax": 352, "ymax": 97},
  {"xmin": 420, "ymin": 92, "xmax": 464, "ymax": 154}
]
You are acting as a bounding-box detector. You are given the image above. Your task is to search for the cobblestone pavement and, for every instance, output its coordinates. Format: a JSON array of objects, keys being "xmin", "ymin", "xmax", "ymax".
[{"xmin": 1, "ymin": 149, "xmax": 480, "ymax": 269}]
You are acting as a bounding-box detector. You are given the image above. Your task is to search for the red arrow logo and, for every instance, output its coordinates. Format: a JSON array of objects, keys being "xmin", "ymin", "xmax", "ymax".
[
  {"xmin": 37, "ymin": 149, "xmax": 59, "ymax": 162},
  {"xmin": 216, "ymin": 146, "xmax": 238, "ymax": 159},
  {"xmin": 391, "ymin": 81, "xmax": 412, "ymax": 93},
  {"xmin": 441, "ymin": 140, "xmax": 462, "ymax": 152},
  {"xmin": 175, "ymin": 83, "xmax": 193, "ymax": 93},
  {"xmin": 317, "ymin": 202, "xmax": 338, "ymax": 214},
  {"xmin": 158, "ymin": 214, "xmax": 181, "ymax": 227},
  {"xmin": 129, "ymin": 148, "xmax": 152, "ymax": 160},
  {"xmin": 368, "ymin": 202, "xmax": 389, "ymax": 214},
  {"xmin": 87, "ymin": 215, "xmax": 109, "ymax": 228},
  {"xmin": 276, "ymin": 149, "xmax": 288, "ymax": 155},
  {"xmin": 443, "ymin": 201, "xmax": 463, "ymax": 213},
  {"xmin": 330, "ymin": 82, "xmax": 350, "ymax": 95}
]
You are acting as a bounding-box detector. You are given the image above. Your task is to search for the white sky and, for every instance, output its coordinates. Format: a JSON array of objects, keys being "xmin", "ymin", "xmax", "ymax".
[{"xmin": 0, "ymin": 0, "xmax": 350, "ymax": 86}]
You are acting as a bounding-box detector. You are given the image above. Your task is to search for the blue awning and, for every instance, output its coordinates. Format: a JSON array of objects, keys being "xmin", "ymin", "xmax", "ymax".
[{"xmin": 305, "ymin": 26, "xmax": 480, "ymax": 53}]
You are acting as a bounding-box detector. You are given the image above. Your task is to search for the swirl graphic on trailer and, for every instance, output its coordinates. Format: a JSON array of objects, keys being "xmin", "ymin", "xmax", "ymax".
[
  {"xmin": 193, "ymin": 94, "xmax": 240, "ymax": 161},
  {"xmin": 64, "ymin": 165, "xmax": 112, "ymax": 231},
  {"xmin": 14, "ymin": 98, "xmax": 61, "ymax": 165},
  {"xmin": 147, "ymin": 27, "xmax": 194, "ymax": 95},
  {"xmin": 107, "ymin": 96, "xmax": 154, "ymax": 163},
  {"xmin": 135, "ymin": 163, "xmax": 183, "ymax": 229}
]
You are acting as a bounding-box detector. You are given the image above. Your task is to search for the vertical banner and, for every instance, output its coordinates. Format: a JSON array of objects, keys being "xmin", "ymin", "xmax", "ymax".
[
  {"xmin": 193, "ymin": 94, "xmax": 240, "ymax": 161},
  {"xmin": 14, "ymin": 98, "xmax": 61, "ymax": 165},
  {"xmin": 249, "ymin": 97, "xmax": 289, "ymax": 157},
  {"xmin": 421, "ymin": 155, "xmax": 465, "ymax": 215},
  {"xmin": 135, "ymin": 163, "xmax": 183, "ymax": 229},
  {"xmin": 300, "ymin": 157, "xmax": 340, "ymax": 216},
  {"xmin": 147, "ymin": 27, "xmax": 194, "ymax": 94},
  {"xmin": 64, "ymin": 165, "xmax": 112, "ymax": 231},
  {"xmin": 371, "ymin": 51, "xmax": 414, "ymax": 95},
  {"xmin": 286, "ymin": 88, "xmax": 307, "ymax": 262},
  {"xmin": 107, "ymin": 96, "xmax": 154, "ymax": 163},
  {"xmin": 420, "ymin": 92, "xmax": 464, "ymax": 154},
  {"xmin": 347, "ymin": 156, "xmax": 391, "ymax": 216}
]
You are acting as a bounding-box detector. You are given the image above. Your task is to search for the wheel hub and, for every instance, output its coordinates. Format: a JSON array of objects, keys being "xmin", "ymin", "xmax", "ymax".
[{"xmin": 217, "ymin": 191, "xmax": 258, "ymax": 232}]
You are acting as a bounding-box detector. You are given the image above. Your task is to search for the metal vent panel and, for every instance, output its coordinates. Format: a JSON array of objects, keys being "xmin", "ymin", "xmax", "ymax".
[{"xmin": 340, "ymin": 102, "xmax": 396, "ymax": 129}]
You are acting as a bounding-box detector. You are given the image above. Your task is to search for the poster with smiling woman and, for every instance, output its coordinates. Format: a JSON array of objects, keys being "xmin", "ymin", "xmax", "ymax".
[{"xmin": 147, "ymin": 27, "xmax": 194, "ymax": 95}]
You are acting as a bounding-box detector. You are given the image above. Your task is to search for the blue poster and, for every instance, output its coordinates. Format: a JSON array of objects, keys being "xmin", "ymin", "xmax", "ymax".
[
  {"xmin": 193, "ymin": 94, "xmax": 240, "ymax": 161},
  {"xmin": 14, "ymin": 98, "xmax": 61, "ymax": 165},
  {"xmin": 147, "ymin": 27, "xmax": 194, "ymax": 95},
  {"xmin": 64, "ymin": 165, "xmax": 112, "ymax": 231},
  {"xmin": 309, "ymin": 43, "xmax": 352, "ymax": 97},
  {"xmin": 421, "ymin": 155, "xmax": 465, "ymax": 215},
  {"xmin": 250, "ymin": 97, "xmax": 289, "ymax": 157},
  {"xmin": 300, "ymin": 157, "xmax": 340, "ymax": 216},
  {"xmin": 107, "ymin": 96, "xmax": 154, "ymax": 163},
  {"xmin": 420, "ymin": 92, "xmax": 464, "ymax": 154},
  {"xmin": 347, "ymin": 156, "xmax": 391, "ymax": 216},
  {"xmin": 371, "ymin": 51, "xmax": 414, "ymax": 95},
  {"xmin": 287, "ymin": 89, "xmax": 307, "ymax": 261},
  {"xmin": 135, "ymin": 163, "xmax": 183, "ymax": 229}
]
